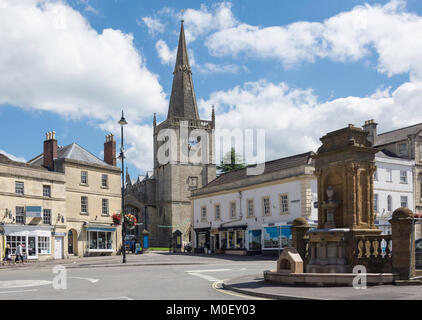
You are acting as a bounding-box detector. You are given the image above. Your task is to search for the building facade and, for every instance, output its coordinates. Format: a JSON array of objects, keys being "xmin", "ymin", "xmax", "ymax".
[
  {"xmin": 0, "ymin": 154, "xmax": 66, "ymax": 261},
  {"xmin": 124, "ymin": 21, "xmax": 216, "ymax": 247},
  {"xmin": 27, "ymin": 132, "xmax": 122, "ymax": 258},
  {"xmin": 191, "ymin": 152, "xmax": 318, "ymax": 256}
]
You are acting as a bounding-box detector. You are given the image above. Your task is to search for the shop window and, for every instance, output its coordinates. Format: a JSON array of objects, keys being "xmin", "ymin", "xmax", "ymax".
[
  {"xmin": 38, "ymin": 236, "xmax": 50, "ymax": 254},
  {"xmin": 6, "ymin": 236, "xmax": 26, "ymax": 255},
  {"xmin": 88, "ymin": 231, "xmax": 113, "ymax": 250},
  {"xmin": 228, "ymin": 231, "xmax": 236, "ymax": 249},
  {"xmin": 236, "ymin": 230, "xmax": 244, "ymax": 249},
  {"xmin": 197, "ymin": 233, "xmax": 206, "ymax": 248},
  {"xmin": 248, "ymin": 230, "xmax": 262, "ymax": 251},
  {"xmin": 220, "ymin": 232, "xmax": 227, "ymax": 249},
  {"xmin": 264, "ymin": 227, "xmax": 279, "ymax": 248}
]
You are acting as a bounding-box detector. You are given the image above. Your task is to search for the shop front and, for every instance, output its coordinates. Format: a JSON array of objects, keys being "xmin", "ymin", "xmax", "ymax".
[
  {"xmin": 194, "ymin": 227, "xmax": 210, "ymax": 253},
  {"xmin": 85, "ymin": 224, "xmax": 116, "ymax": 255},
  {"xmin": 247, "ymin": 229, "xmax": 262, "ymax": 253},
  {"xmin": 0, "ymin": 224, "xmax": 53, "ymax": 261},
  {"xmin": 218, "ymin": 225, "xmax": 247, "ymax": 255},
  {"xmin": 262, "ymin": 224, "xmax": 292, "ymax": 256}
]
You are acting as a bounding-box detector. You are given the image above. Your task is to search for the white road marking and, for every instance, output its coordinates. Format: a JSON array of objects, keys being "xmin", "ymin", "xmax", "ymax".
[
  {"xmin": 94, "ymin": 296, "xmax": 133, "ymax": 300},
  {"xmin": 0, "ymin": 289, "xmax": 38, "ymax": 294},
  {"xmin": 188, "ymin": 273, "xmax": 220, "ymax": 282},
  {"xmin": 0, "ymin": 280, "xmax": 51, "ymax": 289},
  {"xmin": 212, "ymin": 281, "xmax": 269, "ymax": 300},
  {"xmin": 68, "ymin": 277, "xmax": 99, "ymax": 283},
  {"xmin": 185, "ymin": 268, "xmax": 246, "ymax": 273}
]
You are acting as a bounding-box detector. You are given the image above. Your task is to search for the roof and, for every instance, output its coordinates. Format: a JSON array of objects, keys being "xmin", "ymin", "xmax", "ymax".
[
  {"xmin": 0, "ymin": 153, "xmax": 48, "ymax": 171},
  {"xmin": 203, "ymin": 151, "xmax": 315, "ymax": 189},
  {"xmin": 375, "ymin": 149, "xmax": 400, "ymax": 159},
  {"xmin": 375, "ymin": 123, "xmax": 422, "ymax": 146},
  {"xmin": 166, "ymin": 21, "xmax": 199, "ymax": 120},
  {"xmin": 29, "ymin": 143, "xmax": 112, "ymax": 168}
]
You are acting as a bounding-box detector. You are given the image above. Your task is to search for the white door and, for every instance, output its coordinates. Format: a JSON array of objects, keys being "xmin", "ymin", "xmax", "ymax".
[{"xmin": 54, "ymin": 237, "xmax": 63, "ymax": 259}]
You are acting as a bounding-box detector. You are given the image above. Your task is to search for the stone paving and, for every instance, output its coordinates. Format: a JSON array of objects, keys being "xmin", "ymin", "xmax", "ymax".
[{"xmin": 223, "ymin": 274, "xmax": 422, "ymax": 300}]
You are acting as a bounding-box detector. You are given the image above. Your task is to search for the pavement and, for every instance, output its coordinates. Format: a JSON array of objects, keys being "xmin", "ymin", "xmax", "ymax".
[{"xmin": 223, "ymin": 274, "xmax": 422, "ymax": 300}]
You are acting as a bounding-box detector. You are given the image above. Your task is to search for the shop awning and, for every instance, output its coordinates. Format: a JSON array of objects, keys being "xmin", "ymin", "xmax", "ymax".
[
  {"xmin": 85, "ymin": 224, "xmax": 116, "ymax": 232},
  {"xmin": 218, "ymin": 225, "xmax": 248, "ymax": 231},
  {"xmin": 0, "ymin": 224, "xmax": 52, "ymax": 236}
]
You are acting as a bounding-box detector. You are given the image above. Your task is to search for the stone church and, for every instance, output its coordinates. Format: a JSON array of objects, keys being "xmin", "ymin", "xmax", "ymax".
[{"xmin": 124, "ymin": 21, "xmax": 216, "ymax": 247}]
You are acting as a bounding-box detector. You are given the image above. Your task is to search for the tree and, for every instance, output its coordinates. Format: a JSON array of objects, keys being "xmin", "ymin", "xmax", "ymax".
[{"xmin": 217, "ymin": 147, "xmax": 246, "ymax": 173}]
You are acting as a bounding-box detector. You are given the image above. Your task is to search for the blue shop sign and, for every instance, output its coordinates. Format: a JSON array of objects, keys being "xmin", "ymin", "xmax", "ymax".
[{"xmin": 26, "ymin": 206, "xmax": 42, "ymax": 218}]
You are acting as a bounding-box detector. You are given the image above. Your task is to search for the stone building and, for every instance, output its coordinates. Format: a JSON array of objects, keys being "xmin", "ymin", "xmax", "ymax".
[
  {"xmin": 191, "ymin": 152, "xmax": 318, "ymax": 256},
  {"xmin": 124, "ymin": 21, "xmax": 216, "ymax": 247},
  {"xmin": 28, "ymin": 132, "xmax": 122, "ymax": 258},
  {"xmin": 0, "ymin": 153, "xmax": 66, "ymax": 261},
  {"xmin": 363, "ymin": 120, "xmax": 422, "ymax": 216}
]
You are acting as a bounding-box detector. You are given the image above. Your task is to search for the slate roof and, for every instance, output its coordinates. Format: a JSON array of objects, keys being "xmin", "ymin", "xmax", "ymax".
[
  {"xmin": 375, "ymin": 123, "xmax": 422, "ymax": 146},
  {"xmin": 0, "ymin": 153, "xmax": 47, "ymax": 171},
  {"xmin": 203, "ymin": 151, "xmax": 315, "ymax": 189},
  {"xmin": 29, "ymin": 143, "xmax": 111, "ymax": 167}
]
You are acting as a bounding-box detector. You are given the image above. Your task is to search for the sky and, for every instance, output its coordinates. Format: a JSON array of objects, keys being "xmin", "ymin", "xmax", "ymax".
[{"xmin": 1, "ymin": 0, "xmax": 422, "ymax": 179}]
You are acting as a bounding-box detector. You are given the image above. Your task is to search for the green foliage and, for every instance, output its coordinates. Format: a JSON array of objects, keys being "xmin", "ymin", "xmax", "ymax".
[{"xmin": 217, "ymin": 147, "xmax": 246, "ymax": 173}]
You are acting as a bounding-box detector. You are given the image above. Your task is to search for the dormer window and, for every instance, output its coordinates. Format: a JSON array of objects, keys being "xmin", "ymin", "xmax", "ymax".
[{"xmin": 398, "ymin": 143, "xmax": 407, "ymax": 156}]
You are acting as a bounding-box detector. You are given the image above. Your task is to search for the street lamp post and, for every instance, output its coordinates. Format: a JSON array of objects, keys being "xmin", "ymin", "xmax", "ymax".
[{"xmin": 118, "ymin": 110, "xmax": 128, "ymax": 263}]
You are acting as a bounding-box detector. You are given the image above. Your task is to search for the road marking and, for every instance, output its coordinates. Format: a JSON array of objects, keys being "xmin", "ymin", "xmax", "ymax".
[
  {"xmin": 185, "ymin": 268, "xmax": 246, "ymax": 273},
  {"xmin": 0, "ymin": 289, "xmax": 38, "ymax": 294},
  {"xmin": 0, "ymin": 280, "xmax": 51, "ymax": 289},
  {"xmin": 94, "ymin": 296, "xmax": 133, "ymax": 300},
  {"xmin": 212, "ymin": 281, "xmax": 270, "ymax": 300},
  {"xmin": 68, "ymin": 277, "xmax": 99, "ymax": 283},
  {"xmin": 188, "ymin": 272, "xmax": 220, "ymax": 282}
]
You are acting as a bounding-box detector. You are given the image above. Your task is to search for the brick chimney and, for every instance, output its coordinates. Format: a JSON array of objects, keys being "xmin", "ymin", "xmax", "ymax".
[
  {"xmin": 362, "ymin": 119, "xmax": 378, "ymax": 145},
  {"xmin": 104, "ymin": 134, "xmax": 116, "ymax": 166},
  {"xmin": 43, "ymin": 131, "xmax": 58, "ymax": 171}
]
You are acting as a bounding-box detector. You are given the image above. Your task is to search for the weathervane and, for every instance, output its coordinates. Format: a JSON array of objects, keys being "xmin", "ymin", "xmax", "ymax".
[{"xmin": 181, "ymin": 8, "xmax": 185, "ymax": 23}]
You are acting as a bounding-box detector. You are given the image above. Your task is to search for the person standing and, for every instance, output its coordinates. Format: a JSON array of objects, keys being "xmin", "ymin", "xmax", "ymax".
[{"xmin": 15, "ymin": 243, "xmax": 24, "ymax": 264}]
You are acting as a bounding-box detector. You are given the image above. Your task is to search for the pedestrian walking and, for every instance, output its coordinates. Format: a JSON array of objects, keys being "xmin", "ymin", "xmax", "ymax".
[
  {"xmin": 15, "ymin": 243, "xmax": 24, "ymax": 264},
  {"xmin": 2, "ymin": 244, "xmax": 12, "ymax": 266}
]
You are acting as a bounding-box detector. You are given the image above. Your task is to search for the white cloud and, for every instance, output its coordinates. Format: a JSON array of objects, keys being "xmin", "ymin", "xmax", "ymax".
[
  {"xmin": 155, "ymin": 39, "xmax": 177, "ymax": 65},
  {"xmin": 205, "ymin": 0, "xmax": 422, "ymax": 79},
  {"xmin": 197, "ymin": 63, "xmax": 246, "ymax": 74},
  {"xmin": 0, "ymin": 0, "xmax": 168, "ymax": 172},
  {"xmin": 0, "ymin": 150, "xmax": 26, "ymax": 163},
  {"xmin": 198, "ymin": 79, "xmax": 422, "ymax": 163},
  {"xmin": 140, "ymin": 16, "xmax": 165, "ymax": 36}
]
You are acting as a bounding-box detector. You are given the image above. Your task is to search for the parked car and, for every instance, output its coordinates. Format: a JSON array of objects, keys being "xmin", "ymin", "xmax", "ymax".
[
  {"xmin": 124, "ymin": 235, "xmax": 137, "ymax": 253},
  {"xmin": 416, "ymin": 238, "xmax": 422, "ymax": 268}
]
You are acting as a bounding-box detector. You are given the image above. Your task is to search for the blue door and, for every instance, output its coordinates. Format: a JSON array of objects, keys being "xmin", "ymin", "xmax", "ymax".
[{"xmin": 143, "ymin": 235, "xmax": 149, "ymax": 249}]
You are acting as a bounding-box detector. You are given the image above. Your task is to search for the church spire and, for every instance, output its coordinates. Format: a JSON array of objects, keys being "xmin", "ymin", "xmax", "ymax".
[{"xmin": 167, "ymin": 20, "xmax": 199, "ymax": 120}]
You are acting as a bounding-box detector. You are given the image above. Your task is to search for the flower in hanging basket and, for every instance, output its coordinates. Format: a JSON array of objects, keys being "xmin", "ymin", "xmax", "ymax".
[
  {"xmin": 125, "ymin": 213, "xmax": 137, "ymax": 229},
  {"xmin": 111, "ymin": 213, "xmax": 121, "ymax": 225}
]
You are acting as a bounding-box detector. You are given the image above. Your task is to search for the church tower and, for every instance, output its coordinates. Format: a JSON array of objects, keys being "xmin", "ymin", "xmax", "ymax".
[{"xmin": 153, "ymin": 21, "xmax": 216, "ymax": 244}]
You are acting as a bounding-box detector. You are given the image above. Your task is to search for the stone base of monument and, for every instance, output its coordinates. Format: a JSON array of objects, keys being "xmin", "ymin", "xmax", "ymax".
[{"xmin": 263, "ymin": 270, "xmax": 399, "ymax": 287}]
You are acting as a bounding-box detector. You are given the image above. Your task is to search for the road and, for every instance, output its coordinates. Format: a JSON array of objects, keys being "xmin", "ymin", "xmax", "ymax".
[{"xmin": 0, "ymin": 252, "xmax": 275, "ymax": 300}]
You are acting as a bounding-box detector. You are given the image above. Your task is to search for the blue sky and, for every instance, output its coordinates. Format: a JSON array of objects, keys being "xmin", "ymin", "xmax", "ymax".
[{"xmin": 1, "ymin": 0, "xmax": 422, "ymax": 179}]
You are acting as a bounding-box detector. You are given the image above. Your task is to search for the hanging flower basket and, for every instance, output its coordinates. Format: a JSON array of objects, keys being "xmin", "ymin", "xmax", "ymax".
[
  {"xmin": 111, "ymin": 213, "xmax": 121, "ymax": 225},
  {"xmin": 125, "ymin": 213, "xmax": 137, "ymax": 230}
]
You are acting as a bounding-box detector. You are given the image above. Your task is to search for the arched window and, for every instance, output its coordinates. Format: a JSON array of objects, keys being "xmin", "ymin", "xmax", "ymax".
[{"xmin": 387, "ymin": 195, "xmax": 392, "ymax": 212}]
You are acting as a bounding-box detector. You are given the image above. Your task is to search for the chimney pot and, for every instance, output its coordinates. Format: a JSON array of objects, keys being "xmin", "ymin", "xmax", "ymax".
[
  {"xmin": 104, "ymin": 133, "xmax": 116, "ymax": 166},
  {"xmin": 43, "ymin": 131, "xmax": 58, "ymax": 170}
]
